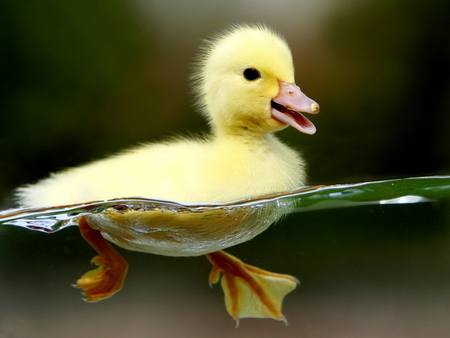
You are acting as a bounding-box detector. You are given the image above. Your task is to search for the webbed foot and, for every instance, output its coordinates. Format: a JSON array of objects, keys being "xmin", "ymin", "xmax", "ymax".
[
  {"xmin": 75, "ymin": 216, "xmax": 128, "ymax": 302},
  {"xmin": 206, "ymin": 250, "xmax": 298, "ymax": 325}
]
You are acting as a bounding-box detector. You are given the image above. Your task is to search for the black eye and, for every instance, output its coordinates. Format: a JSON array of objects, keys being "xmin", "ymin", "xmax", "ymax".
[{"xmin": 243, "ymin": 68, "xmax": 261, "ymax": 81}]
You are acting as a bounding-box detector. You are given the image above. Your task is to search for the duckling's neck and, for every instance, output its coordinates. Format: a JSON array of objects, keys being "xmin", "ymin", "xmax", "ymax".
[{"xmin": 213, "ymin": 125, "xmax": 273, "ymax": 147}]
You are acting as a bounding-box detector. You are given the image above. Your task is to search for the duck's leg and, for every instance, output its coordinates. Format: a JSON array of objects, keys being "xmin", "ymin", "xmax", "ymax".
[
  {"xmin": 206, "ymin": 250, "xmax": 298, "ymax": 325},
  {"xmin": 74, "ymin": 216, "xmax": 129, "ymax": 302}
]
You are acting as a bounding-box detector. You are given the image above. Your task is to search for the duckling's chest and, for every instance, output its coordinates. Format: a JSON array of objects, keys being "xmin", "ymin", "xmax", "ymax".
[{"xmin": 199, "ymin": 136, "xmax": 306, "ymax": 201}]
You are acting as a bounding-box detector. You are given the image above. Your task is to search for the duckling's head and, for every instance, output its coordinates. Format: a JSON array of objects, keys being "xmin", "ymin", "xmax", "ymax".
[{"xmin": 193, "ymin": 24, "xmax": 319, "ymax": 136}]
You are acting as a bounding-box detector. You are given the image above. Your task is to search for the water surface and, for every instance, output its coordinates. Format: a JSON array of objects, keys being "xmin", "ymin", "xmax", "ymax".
[{"xmin": 1, "ymin": 175, "xmax": 449, "ymax": 233}]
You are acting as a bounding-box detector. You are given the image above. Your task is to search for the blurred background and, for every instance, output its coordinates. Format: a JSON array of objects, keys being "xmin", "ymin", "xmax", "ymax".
[{"xmin": 1, "ymin": 0, "xmax": 450, "ymax": 337}]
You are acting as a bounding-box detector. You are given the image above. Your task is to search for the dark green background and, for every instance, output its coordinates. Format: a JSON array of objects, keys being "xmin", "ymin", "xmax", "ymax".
[{"xmin": 1, "ymin": 1, "xmax": 449, "ymax": 337}]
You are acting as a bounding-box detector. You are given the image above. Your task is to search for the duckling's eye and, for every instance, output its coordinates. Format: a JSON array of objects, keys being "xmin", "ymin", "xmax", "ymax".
[{"xmin": 243, "ymin": 68, "xmax": 261, "ymax": 81}]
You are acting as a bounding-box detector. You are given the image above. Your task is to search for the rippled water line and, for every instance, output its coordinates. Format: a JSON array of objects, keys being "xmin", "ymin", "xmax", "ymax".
[{"xmin": 0, "ymin": 175, "xmax": 449, "ymax": 234}]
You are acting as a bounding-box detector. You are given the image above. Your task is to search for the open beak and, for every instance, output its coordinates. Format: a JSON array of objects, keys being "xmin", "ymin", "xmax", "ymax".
[{"xmin": 271, "ymin": 80, "xmax": 319, "ymax": 135}]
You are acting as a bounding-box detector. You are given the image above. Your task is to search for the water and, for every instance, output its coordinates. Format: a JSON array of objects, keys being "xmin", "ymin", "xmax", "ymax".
[
  {"xmin": 1, "ymin": 176, "xmax": 450, "ymax": 337},
  {"xmin": 1, "ymin": 175, "xmax": 449, "ymax": 234}
]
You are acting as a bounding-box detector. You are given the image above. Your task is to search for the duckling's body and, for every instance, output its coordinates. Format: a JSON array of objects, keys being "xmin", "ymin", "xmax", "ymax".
[
  {"xmin": 18, "ymin": 133, "xmax": 303, "ymax": 207},
  {"xmin": 17, "ymin": 24, "xmax": 317, "ymax": 208}
]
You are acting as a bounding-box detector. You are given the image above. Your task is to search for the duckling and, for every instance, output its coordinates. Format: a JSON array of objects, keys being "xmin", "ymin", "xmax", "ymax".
[
  {"xmin": 16, "ymin": 24, "xmax": 319, "ymax": 324},
  {"xmin": 17, "ymin": 24, "xmax": 318, "ymax": 208}
]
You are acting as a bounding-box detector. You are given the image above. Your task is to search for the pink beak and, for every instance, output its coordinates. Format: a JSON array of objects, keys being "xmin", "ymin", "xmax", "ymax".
[{"xmin": 271, "ymin": 81, "xmax": 319, "ymax": 135}]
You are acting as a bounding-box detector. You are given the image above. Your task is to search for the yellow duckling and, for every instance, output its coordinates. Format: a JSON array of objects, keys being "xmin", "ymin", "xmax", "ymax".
[{"xmin": 16, "ymin": 24, "xmax": 319, "ymax": 324}]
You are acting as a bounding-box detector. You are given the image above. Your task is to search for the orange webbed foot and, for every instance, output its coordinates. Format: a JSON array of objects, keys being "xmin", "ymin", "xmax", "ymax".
[
  {"xmin": 74, "ymin": 216, "xmax": 129, "ymax": 302},
  {"xmin": 206, "ymin": 250, "xmax": 298, "ymax": 325}
]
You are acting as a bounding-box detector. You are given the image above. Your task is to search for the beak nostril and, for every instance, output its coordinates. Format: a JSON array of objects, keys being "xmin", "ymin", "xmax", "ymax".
[{"xmin": 288, "ymin": 90, "xmax": 294, "ymax": 95}]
